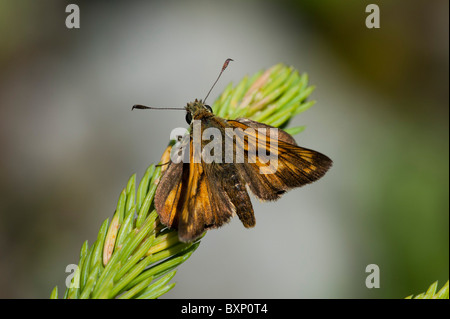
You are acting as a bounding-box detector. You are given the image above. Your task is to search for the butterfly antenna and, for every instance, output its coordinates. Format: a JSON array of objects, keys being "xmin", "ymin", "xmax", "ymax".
[
  {"xmin": 132, "ymin": 105, "xmax": 185, "ymax": 111},
  {"xmin": 203, "ymin": 58, "xmax": 234, "ymax": 104}
]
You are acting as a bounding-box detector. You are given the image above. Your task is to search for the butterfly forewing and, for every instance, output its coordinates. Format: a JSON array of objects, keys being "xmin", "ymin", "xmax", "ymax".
[
  {"xmin": 228, "ymin": 119, "xmax": 332, "ymax": 201},
  {"xmin": 156, "ymin": 135, "xmax": 250, "ymax": 242}
]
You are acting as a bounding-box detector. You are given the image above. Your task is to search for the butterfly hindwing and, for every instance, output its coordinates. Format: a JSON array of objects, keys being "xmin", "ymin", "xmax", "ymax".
[{"xmin": 158, "ymin": 137, "xmax": 254, "ymax": 242}]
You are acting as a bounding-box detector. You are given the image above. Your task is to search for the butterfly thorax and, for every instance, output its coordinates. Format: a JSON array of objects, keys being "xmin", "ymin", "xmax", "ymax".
[{"xmin": 185, "ymin": 99, "xmax": 215, "ymax": 122}]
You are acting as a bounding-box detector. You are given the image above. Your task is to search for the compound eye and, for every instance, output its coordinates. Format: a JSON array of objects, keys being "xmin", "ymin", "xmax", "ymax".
[
  {"xmin": 185, "ymin": 112, "xmax": 193, "ymax": 124},
  {"xmin": 205, "ymin": 105, "xmax": 213, "ymax": 113}
]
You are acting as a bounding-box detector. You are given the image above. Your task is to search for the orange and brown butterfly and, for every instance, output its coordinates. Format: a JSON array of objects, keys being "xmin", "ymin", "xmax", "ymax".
[{"xmin": 133, "ymin": 59, "xmax": 332, "ymax": 242}]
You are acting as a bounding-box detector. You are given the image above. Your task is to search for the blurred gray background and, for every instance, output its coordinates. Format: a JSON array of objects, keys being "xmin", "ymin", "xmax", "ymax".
[{"xmin": 0, "ymin": 0, "xmax": 448, "ymax": 298}]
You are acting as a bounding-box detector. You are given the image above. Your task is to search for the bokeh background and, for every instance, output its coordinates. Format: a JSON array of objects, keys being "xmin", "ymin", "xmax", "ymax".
[{"xmin": 0, "ymin": 0, "xmax": 448, "ymax": 299}]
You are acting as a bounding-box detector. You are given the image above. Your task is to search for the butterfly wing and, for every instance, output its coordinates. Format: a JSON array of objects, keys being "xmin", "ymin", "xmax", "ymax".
[
  {"xmin": 177, "ymin": 160, "xmax": 255, "ymax": 242},
  {"xmin": 234, "ymin": 118, "xmax": 298, "ymax": 145},
  {"xmin": 155, "ymin": 116, "xmax": 332, "ymax": 242},
  {"xmin": 228, "ymin": 118, "xmax": 333, "ymax": 201},
  {"xmin": 155, "ymin": 134, "xmax": 255, "ymax": 242}
]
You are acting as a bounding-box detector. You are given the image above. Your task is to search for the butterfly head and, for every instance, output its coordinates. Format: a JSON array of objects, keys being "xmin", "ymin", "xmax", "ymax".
[{"xmin": 185, "ymin": 99, "xmax": 213, "ymax": 124}]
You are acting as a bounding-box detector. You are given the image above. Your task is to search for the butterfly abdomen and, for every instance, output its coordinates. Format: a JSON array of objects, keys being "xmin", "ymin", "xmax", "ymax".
[{"xmin": 219, "ymin": 163, "xmax": 256, "ymax": 228}]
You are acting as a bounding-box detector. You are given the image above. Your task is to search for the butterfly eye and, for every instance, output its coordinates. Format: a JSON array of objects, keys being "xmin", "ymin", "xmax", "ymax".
[
  {"xmin": 205, "ymin": 105, "xmax": 213, "ymax": 113},
  {"xmin": 185, "ymin": 112, "xmax": 193, "ymax": 124}
]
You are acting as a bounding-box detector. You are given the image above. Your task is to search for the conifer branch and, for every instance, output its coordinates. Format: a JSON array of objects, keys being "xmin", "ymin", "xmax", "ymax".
[{"xmin": 51, "ymin": 63, "xmax": 317, "ymax": 298}]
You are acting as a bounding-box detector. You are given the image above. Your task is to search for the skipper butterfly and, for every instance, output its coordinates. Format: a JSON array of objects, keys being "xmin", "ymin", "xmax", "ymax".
[{"xmin": 133, "ymin": 59, "xmax": 332, "ymax": 242}]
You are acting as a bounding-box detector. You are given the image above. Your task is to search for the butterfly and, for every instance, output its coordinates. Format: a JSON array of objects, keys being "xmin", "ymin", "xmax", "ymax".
[{"xmin": 133, "ymin": 59, "xmax": 332, "ymax": 242}]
